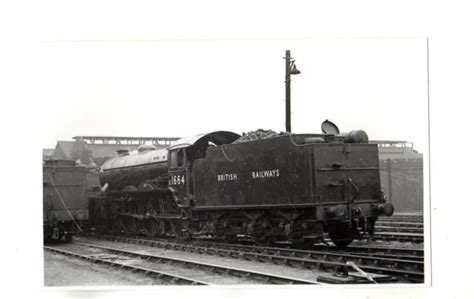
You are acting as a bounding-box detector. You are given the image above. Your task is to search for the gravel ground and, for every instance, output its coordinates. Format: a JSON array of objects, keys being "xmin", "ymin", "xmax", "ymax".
[{"xmin": 44, "ymin": 249, "xmax": 165, "ymax": 287}]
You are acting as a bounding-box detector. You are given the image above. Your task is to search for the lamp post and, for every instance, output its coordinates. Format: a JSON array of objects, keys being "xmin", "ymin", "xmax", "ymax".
[{"xmin": 284, "ymin": 50, "xmax": 301, "ymax": 133}]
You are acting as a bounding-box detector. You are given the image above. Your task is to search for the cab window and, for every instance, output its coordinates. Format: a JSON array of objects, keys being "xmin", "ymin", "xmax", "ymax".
[{"xmin": 169, "ymin": 149, "xmax": 184, "ymax": 169}]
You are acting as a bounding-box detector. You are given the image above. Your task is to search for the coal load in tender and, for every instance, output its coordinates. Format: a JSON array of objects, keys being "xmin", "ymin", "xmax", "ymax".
[{"xmin": 233, "ymin": 129, "xmax": 288, "ymax": 144}]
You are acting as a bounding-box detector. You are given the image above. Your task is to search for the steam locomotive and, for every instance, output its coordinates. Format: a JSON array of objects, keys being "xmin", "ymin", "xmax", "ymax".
[{"xmin": 89, "ymin": 120, "xmax": 394, "ymax": 248}]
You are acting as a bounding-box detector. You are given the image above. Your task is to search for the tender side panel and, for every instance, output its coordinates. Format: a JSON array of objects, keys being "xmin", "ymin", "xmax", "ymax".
[{"xmin": 193, "ymin": 136, "xmax": 312, "ymax": 209}]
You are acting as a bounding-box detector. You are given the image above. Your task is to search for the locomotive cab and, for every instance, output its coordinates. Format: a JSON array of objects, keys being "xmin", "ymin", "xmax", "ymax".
[
  {"xmin": 167, "ymin": 131, "xmax": 241, "ymax": 208},
  {"xmin": 168, "ymin": 147, "xmax": 192, "ymax": 207}
]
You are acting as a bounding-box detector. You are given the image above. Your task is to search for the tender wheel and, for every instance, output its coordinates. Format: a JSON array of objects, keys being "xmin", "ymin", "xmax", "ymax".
[
  {"xmin": 327, "ymin": 222, "xmax": 354, "ymax": 248},
  {"xmin": 251, "ymin": 218, "xmax": 270, "ymax": 243},
  {"xmin": 214, "ymin": 218, "xmax": 235, "ymax": 241}
]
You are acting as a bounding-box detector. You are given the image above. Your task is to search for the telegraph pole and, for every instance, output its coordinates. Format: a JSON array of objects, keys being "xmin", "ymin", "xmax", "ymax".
[{"xmin": 284, "ymin": 50, "xmax": 300, "ymax": 133}]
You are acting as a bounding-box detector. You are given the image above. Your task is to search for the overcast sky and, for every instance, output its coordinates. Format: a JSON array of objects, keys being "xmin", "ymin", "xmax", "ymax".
[{"xmin": 41, "ymin": 38, "xmax": 428, "ymax": 154}]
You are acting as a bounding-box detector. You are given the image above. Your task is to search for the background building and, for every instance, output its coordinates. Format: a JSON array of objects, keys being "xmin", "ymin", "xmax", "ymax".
[
  {"xmin": 42, "ymin": 148, "xmax": 55, "ymax": 160},
  {"xmin": 372, "ymin": 140, "xmax": 423, "ymax": 213}
]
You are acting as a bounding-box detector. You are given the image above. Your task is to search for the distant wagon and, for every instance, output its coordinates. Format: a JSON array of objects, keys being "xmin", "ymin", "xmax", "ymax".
[{"xmin": 43, "ymin": 159, "xmax": 100, "ymax": 243}]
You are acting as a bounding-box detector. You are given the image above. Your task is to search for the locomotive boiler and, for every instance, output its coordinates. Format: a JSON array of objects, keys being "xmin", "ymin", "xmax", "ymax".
[{"xmin": 90, "ymin": 121, "xmax": 394, "ymax": 248}]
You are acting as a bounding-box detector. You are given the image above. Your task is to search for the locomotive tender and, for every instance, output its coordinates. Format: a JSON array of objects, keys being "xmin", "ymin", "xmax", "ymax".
[{"xmin": 90, "ymin": 121, "xmax": 394, "ymax": 248}]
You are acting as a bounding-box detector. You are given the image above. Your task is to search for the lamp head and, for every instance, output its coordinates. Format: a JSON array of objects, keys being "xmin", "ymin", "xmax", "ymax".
[{"xmin": 290, "ymin": 62, "xmax": 301, "ymax": 75}]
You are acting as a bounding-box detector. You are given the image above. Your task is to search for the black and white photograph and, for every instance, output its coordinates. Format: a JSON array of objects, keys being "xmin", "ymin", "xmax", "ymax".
[
  {"xmin": 41, "ymin": 38, "xmax": 429, "ymax": 287},
  {"xmin": 3, "ymin": 1, "xmax": 474, "ymax": 298}
]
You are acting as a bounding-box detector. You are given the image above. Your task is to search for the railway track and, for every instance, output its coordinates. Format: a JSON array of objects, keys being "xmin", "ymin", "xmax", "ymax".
[
  {"xmin": 45, "ymin": 242, "xmax": 320, "ymax": 285},
  {"xmin": 372, "ymin": 232, "xmax": 424, "ymax": 243},
  {"xmin": 82, "ymin": 233, "xmax": 424, "ymax": 283},
  {"xmin": 379, "ymin": 214, "xmax": 424, "ymax": 223},
  {"xmin": 374, "ymin": 225, "xmax": 424, "ymax": 234},
  {"xmin": 312, "ymin": 245, "xmax": 423, "ymax": 262},
  {"xmin": 311, "ymin": 244, "xmax": 424, "ymax": 262},
  {"xmin": 193, "ymin": 240, "xmax": 424, "ymax": 282},
  {"xmin": 376, "ymin": 221, "xmax": 424, "ymax": 228},
  {"xmin": 374, "ymin": 214, "xmax": 425, "ymax": 240}
]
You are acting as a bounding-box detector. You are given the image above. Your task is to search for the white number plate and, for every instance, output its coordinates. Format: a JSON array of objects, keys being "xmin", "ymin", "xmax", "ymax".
[{"xmin": 169, "ymin": 174, "xmax": 185, "ymax": 185}]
